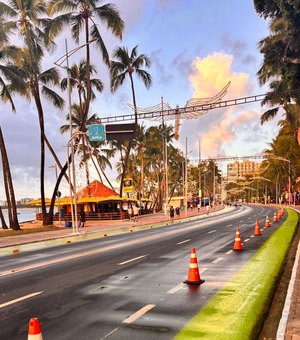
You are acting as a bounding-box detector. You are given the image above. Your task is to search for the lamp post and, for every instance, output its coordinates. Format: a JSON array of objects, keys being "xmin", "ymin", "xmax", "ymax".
[
  {"xmin": 54, "ymin": 39, "xmax": 96, "ymax": 234},
  {"xmin": 267, "ymin": 155, "xmax": 291, "ymax": 206}
]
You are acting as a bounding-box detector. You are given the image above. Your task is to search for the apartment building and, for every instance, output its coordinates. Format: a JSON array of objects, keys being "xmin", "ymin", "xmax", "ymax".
[{"xmin": 227, "ymin": 160, "xmax": 261, "ymax": 183}]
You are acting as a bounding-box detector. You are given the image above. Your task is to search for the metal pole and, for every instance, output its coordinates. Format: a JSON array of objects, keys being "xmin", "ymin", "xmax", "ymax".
[
  {"xmin": 185, "ymin": 138, "xmax": 188, "ymax": 217},
  {"xmin": 165, "ymin": 135, "xmax": 168, "ymax": 208},
  {"xmin": 161, "ymin": 97, "xmax": 167, "ymax": 216},
  {"xmin": 66, "ymin": 40, "xmax": 78, "ymax": 234},
  {"xmin": 289, "ymin": 161, "xmax": 291, "ymax": 206},
  {"xmin": 199, "ymin": 139, "xmax": 201, "ymax": 203}
]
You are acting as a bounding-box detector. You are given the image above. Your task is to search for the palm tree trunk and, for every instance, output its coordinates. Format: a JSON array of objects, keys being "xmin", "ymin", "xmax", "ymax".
[
  {"xmin": 0, "ymin": 206, "xmax": 8, "ymax": 229},
  {"xmin": 0, "ymin": 127, "xmax": 20, "ymax": 230}
]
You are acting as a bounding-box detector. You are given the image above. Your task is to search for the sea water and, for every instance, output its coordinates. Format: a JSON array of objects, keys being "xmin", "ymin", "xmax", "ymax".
[{"xmin": 1, "ymin": 208, "xmax": 37, "ymax": 224}]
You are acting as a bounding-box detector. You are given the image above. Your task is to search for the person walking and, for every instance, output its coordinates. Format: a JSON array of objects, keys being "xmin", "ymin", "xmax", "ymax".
[
  {"xmin": 79, "ymin": 210, "xmax": 86, "ymax": 228},
  {"xmin": 132, "ymin": 205, "xmax": 140, "ymax": 222},
  {"xmin": 170, "ymin": 206, "xmax": 175, "ymax": 222},
  {"xmin": 175, "ymin": 206, "xmax": 180, "ymax": 219},
  {"xmin": 128, "ymin": 205, "xmax": 133, "ymax": 221}
]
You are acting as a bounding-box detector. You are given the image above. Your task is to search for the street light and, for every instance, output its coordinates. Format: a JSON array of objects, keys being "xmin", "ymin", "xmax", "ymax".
[
  {"xmin": 54, "ymin": 39, "xmax": 96, "ymax": 234},
  {"xmin": 251, "ymin": 176, "xmax": 271, "ymax": 205},
  {"xmin": 266, "ymin": 155, "xmax": 291, "ymax": 205}
]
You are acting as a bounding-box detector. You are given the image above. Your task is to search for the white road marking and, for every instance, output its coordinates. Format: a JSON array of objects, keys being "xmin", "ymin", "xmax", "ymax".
[
  {"xmin": 167, "ymin": 283, "xmax": 184, "ymax": 294},
  {"xmin": 207, "ymin": 230, "xmax": 217, "ymax": 234},
  {"xmin": 225, "ymin": 250, "xmax": 233, "ymax": 255},
  {"xmin": 244, "ymin": 238, "xmax": 250, "ymax": 242},
  {"xmin": 122, "ymin": 304, "xmax": 156, "ymax": 324},
  {"xmin": 212, "ymin": 257, "xmax": 223, "ymax": 264},
  {"xmin": 118, "ymin": 255, "xmax": 147, "ymax": 266},
  {"xmin": 200, "ymin": 267, "xmax": 208, "ymax": 274},
  {"xmin": 0, "ymin": 291, "xmax": 43, "ymax": 309},
  {"xmin": 250, "ymin": 235, "xmax": 254, "ymax": 238},
  {"xmin": 99, "ymin": 327, "xmax": 119, "ymax": 339},
  {"xmin": 177, "ymin": 239, "xmax": 191, "ymax": 245},
  {"xmin": 239, "ymin": 220, "xmax": 244, "ymax": 222},
  {"xmin": 226, "ymin": 224, "xmax": 232, "ymax": 227}
]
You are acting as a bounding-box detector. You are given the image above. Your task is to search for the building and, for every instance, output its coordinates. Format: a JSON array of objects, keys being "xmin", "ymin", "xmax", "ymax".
[{"xmin": 227, "ymin": 160, "xmax": 261, "ymax": 183}]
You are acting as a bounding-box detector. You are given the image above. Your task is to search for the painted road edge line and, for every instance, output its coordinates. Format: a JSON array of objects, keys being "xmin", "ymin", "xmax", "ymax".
[
  {"xmin": 118, "ymin": 255, "xmax": 147, "ymax": 266},
  {"xmin": 276, "ymin": 239, "xmax": 300, "ymax": 340},
  {"xmin": 167, "ymin": 283, "xmax": 184, "ymax": 294},
  {"xmin": 122, "ymin": 304, "xmax": 156, "ymax": 324},
  {"xmin": 0, "ymin": 291, "xmax": 43, "ymax": 309},
  {"xmin": 177, "ymin": 239, "xmax": 191, "ymax": 245}
]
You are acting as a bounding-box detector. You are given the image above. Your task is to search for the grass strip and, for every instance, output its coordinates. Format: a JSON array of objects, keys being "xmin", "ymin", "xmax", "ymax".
[{"xmin": 175, "ymin": 209, "xmax": 298, "ymax": 340}]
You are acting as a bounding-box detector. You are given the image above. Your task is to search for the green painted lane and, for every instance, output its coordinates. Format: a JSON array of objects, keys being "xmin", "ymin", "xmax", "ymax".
[{"xmin": 175, "ymin": 208, "xmax": 298, "ymax": 340}]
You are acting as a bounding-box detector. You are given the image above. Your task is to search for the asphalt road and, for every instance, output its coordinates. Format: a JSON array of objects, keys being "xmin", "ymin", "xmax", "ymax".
[{"xmin": 0, "ymin": 204, "xmax": 283, "ymax": 339}]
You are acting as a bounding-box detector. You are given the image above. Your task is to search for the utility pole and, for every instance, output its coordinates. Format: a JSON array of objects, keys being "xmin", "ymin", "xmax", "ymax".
[
  {"xmin": 198, "ymin": 139, "xmax": 201, "ymax": 204},
  {"xmin": 185, "ymin": 137, "xmax": 188, "ymax": 217}
]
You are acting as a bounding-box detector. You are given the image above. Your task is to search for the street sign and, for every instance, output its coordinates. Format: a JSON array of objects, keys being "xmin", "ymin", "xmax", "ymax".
[
  {"xmin": 106, "ymin": 123, "xmax": 136, "ymax": 141},
  {"xmin": 88, "ymin": 124, "xmax": 105, "ymax": 142},
  {"xmin": 123, "ymin": 177, "xmax": 133, "ymax": 193}
]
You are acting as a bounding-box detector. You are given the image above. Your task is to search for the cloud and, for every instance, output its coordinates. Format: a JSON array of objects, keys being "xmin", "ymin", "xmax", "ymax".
[{"xmin": 179, "ymin": 51, "xmax": 270, "ymax": 158}]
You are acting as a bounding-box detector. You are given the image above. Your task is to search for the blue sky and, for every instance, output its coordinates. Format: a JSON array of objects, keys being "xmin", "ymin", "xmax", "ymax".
[{"xmin": 0, "ymin": 0, "xmax": 281, "ymax": 200}]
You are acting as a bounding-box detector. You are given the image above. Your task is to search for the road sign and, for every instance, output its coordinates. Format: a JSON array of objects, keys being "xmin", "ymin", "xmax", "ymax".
[
  {"xmin": 106, "ymin": 123, "xmax": 136, "ymax": 141},
  {"xmin": 88, "ymin": 124, "xmax": 105, "ymax": 142},
  {"xmin": 123, "ymin": 177, "xmax": 133, "ymax": 193}
]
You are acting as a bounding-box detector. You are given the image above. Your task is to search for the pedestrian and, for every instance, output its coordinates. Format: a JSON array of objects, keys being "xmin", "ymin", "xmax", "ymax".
[
  {"xmin": 128, "ymin": 205, "xmax": 133, "ymax": 221},
  {"xmin": 170, "ymin": 206, "xmax": 175, "ymax": 222},
  {"xmin": 197, "ymin": 202, "xmax": 200, "ymax": 212},
  {"xmin": 206, "ymin": 204, "xmax": 210, "ymax": 215},
  {"xmin": 79, "ymin": 210, "xmax": 86, "ymax": 228},
  {"xmin": 175, "ymin": 206, "xmax": 180, "ymax": 219},
  {"xmin": 132, "ymin": 205, "xmax": 139, "ymax": 222}
]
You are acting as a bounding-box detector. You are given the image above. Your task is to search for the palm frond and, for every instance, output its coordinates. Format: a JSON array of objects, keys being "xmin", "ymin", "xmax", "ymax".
[{"xmin": 41, "ymin": 86, "xmax": 64, "ymax": 109}]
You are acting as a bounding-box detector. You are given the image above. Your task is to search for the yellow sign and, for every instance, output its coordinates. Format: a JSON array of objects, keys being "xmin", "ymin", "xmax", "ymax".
[{"xmin": 123, "ymin": 177, "xmax": 133, "ymax": 193}]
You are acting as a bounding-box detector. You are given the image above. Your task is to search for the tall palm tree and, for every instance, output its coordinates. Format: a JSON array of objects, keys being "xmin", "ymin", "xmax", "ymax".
[
  {"xmin": 110, "ymin": 45, "xmax": 152, "ymax": 196},
  {"xmin": 0, "ymin": 1, "xmax": 65, "ymax": 225},
  {"xmin": 47, "ymin": 0, "xmax": 124, "ymax": 127}
]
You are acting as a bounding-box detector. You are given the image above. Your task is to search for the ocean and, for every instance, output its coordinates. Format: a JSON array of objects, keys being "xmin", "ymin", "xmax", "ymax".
[{"xmin": 1, "ymin": 208, "xmax": 37, "ymax": 224}]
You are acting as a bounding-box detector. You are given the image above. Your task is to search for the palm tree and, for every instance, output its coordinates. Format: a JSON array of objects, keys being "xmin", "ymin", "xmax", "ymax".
[
  {"xmin": 110, "ymin": 45, "xmax": 152, "ymax": 196},
  {"xmin": 0, "ymin": 1, "xmax": 66, "ymax": 225},
  {"xmin": 47, "ymin": 0, "xmax": 124, "ymax": 127}
]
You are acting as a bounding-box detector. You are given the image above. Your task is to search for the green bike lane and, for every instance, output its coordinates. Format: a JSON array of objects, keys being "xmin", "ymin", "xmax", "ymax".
[{"xmin": 175, "ymin": 208, "xmax": 299, "ymax": 340}]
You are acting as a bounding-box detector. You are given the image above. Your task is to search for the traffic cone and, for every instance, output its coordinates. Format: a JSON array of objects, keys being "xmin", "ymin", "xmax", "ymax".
[
  {"xmin": 184, "ymin": 247, "xmax": 205, "ymax": 285},
  {"xmin": 277, "ymin": 210, "xmax": 282, "ymax": 219},
  {"xmin": 233, "ymin": 228, "xmax": 243, "ymax": 250},
  {"xmin": 265, "ymin": 216, "xmax": 271, "ymax": 228},
  {"xmin": 254, "ymin": 220, "xmax": 261, "ymax": 236},
  {"xmin": 273, "ymin": 212, "xmax": 278, "ymax": 223},
  {"xmin": 28, "ymin": 318, "xmax": 43, "ymax": 340}
]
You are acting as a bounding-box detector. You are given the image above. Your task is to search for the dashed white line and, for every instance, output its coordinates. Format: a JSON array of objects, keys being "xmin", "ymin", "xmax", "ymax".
[
  {"xmin": 207, "ymin": 230, "xmax": 217, "ymax": 234},
  {"xmin": 122, "ymin": 304, "xmax": 156, "ymax": 324},
  {"xmin": 167, "ymin": 283, "xmax": 184, "ymax": 294},
  {"xmin": 0, "ymin": 291, "xmax": 43, "ymax": 309},
  {"xmin": 212, "ymin": 257, "xmax": 223, "ymax": 264},
  {"xmin": 200, "ymin": 267, "xmax": 208, "ymax": 274},
  {"xmin": 99, "ymin": 327, "xmax": 119, "ymax": 340},
  {"xmin": 118, "ymin": 255, "xmax": 147, "ymax": 266},
  {"xmin": 226, "ymin": 224, "xmax": 232, "ymax": 228},
  {"xmin": 225, "ymin": 250, "xmax": 233, "ymax": 255},
  {"xmin": 177, "ymin": 239, "xmax": 191, "ymax": 245},
  {"xmin": 244, "ymin": 238, "xmax": 250, "ymax": 243}
]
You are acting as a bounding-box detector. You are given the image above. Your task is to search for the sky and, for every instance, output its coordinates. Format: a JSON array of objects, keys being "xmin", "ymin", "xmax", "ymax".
[{"xmin": 0, "ymin": 0, "xmax": 282, "ymax": 201}]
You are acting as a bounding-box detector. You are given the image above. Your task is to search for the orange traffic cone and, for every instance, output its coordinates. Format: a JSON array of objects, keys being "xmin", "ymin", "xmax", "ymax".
[
  {"xmin": 233, "ymin": 228, "xmax": 243, "ymax": 250},
  {"xmin": 265, "ymin": 216, "xmax": 271, "ymax": 228},
  {"xmin": 28, "ymin": 318, "xmax": 43, "ymax": 340},
  {"xmin": 184, "ymin": 247, "xmax": 205, "ymax": 285},
  {"xmin": 273, "ymin": 212, "xmax": 278, "ymax": 223},
  {"xmin": 277, "ymin": 210, "xmax": 281, "ymax": 219},
  {"xmin": 254, "ymin": 220, "xmax": 261, "ymax": 236}
]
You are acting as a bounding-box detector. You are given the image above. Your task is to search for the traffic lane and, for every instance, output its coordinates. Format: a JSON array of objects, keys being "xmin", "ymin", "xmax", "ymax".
[
  {"xmin": 0, "ymin": 208, "xmax": 286, "ymax": 339},
  {"xmin": 0, "ymin": 205, "xmax": 255, "ymax": 275},
  {"xmin": 0, "ymin": 203, "xmax": 280, "ymax": 301}
]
